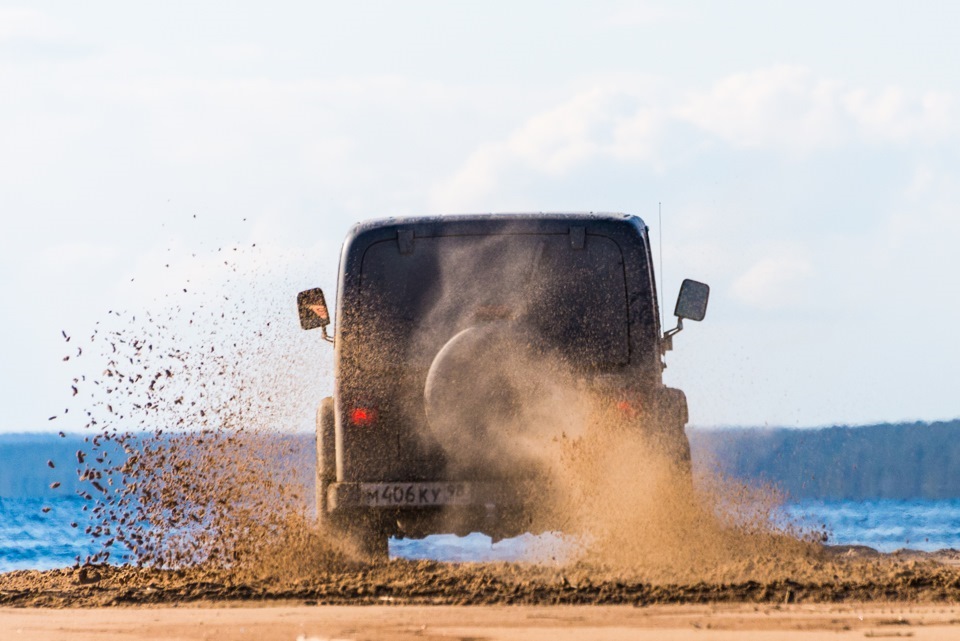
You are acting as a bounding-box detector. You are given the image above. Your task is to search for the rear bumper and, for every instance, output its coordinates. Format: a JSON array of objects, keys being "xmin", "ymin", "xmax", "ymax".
[{"xmin": 325, "ymin": 480, "xmax": 537, "ymax": 540}]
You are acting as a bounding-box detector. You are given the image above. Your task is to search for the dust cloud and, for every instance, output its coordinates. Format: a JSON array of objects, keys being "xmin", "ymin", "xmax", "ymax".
[
  {"xmin": 549, "ymin": 410, "xmax": 819, "ymax": 584},
  {"xmin": 426, "ymin": 346, "xmax": 819, "ymax": 584},
  {"xmin": 393, "ymin": 232, "xmax": 819, "ymax": 583}
]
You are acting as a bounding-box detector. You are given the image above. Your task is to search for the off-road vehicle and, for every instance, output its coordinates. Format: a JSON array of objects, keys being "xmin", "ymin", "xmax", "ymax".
[{"xmin": 297, "ymin": 213, "xmax": 708, "ymax": 557}]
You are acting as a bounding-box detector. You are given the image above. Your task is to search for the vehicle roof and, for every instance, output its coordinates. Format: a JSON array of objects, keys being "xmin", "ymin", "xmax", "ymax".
[{"xmin": 346, "ymin": 212, "xmax": 648, "ymax": 241}]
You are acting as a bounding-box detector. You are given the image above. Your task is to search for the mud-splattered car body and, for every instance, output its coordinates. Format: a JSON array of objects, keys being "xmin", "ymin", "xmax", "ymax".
[{"xmin": 299, "ymin": 213, "xmax": 707, "ymax": 556}]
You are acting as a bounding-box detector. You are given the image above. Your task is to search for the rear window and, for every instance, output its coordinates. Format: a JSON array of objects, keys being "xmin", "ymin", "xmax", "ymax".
[{"xmin": 358, "ymin": 233, "xmax": 630, "ymax": 369}]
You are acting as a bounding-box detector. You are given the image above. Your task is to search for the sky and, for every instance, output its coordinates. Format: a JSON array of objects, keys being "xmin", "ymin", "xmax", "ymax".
[{"xmin": 2, "ymin": 1, "xmax": 959, "ymax": 432}]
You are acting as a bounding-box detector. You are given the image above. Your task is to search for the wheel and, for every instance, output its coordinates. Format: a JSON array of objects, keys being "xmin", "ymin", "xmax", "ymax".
[
  {"xmin": 316, "ymin": 397, "xmax": 336, "ymax": 524},
  {"xmin": 423, "ymin": 321, "xmax": 541, "ymax": 475},
  {"xmin": 352, "ymin": 521, "xmax": 389, "ymax": 560},
  {"xmin": 341, "ymin": 513, "xmax": 389, "ymax": 561},
  {"xmin": 654, "ymin": 387, "xmax": 692, "ymax": 473}
]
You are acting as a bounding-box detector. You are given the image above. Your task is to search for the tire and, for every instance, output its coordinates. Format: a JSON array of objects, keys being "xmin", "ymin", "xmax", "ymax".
[
  {"xmin": 423, "ymin": 321, "xmax": 540, "ymax": 474},
  {"xmin": 316, "ymin": 397, "xmax": 336, "ymax": 525},
  {"xmin": 655, "ymin": 387, "xmax": 692, "ymax": 471},
  {"xmin": 346, "ymin": 517, "xmax": 389, "ymax": 561}
]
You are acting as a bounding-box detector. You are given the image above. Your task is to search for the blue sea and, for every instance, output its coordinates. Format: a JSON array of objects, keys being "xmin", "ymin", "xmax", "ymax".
[{"xmin": 3, "ymin": 496, "xmax": 960, "ymax": 572}]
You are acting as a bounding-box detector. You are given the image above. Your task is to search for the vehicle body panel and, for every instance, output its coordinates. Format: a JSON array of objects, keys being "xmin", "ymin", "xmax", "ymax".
[{"xmin": 314, "ymin": 213, "xmax": 686, "ymax": 542}]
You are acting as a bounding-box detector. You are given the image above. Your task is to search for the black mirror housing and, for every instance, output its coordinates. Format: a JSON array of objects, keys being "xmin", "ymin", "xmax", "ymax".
[
  {"xmin": 674, "ymin": 279, "xmax": 709, "ymax": 322},
  {"xmin": 297, "ymin": 288, "xmax": 331, "ymax": 330}
]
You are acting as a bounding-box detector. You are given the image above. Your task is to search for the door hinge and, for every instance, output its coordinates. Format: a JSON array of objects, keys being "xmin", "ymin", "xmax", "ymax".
[{"xmin": 397, "ymin": 229, "xmax": 414, "ymax": 255}]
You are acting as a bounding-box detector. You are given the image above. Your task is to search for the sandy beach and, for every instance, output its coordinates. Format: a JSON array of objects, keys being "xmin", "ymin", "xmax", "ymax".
[
  {"xmin": 4, "ymin": 603, "xmax": 960, "ymax": 640},
  {"xmin": 4, "ymin": 549, "xmax": 960, "ymax": 639}
]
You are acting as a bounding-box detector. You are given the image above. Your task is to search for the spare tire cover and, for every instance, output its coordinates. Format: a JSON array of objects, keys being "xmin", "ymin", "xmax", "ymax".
[{"xmin": 424, "ymin": 321, "xmax": 540, "ymax": 473}]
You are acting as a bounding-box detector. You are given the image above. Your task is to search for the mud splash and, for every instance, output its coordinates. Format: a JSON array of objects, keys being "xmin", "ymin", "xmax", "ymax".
[
  {"xmin": 49, "ymin": 240, "xmax": 354, "ymax": 577},
  {"xmin": 50, "ymin": 232, "xmax": 826, "ymax": 587},
  {"xmin": 484, "ymin": 384, "xmax": 823, "ymax": 584}
]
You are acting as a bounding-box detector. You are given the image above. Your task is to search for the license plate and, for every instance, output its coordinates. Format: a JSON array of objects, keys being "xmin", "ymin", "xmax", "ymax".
[{"xmin": 359, "ymin": 482, "xmax": 475, "ymax": 507}]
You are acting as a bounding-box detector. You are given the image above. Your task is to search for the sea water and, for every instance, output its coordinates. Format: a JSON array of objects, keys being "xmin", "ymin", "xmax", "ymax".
[
  {"xmin": 0, "ymin": 496, "xmax": 101, "ymax": 572},
  {"xmin": 783, "ymin": 499, "xmax": 960, "ymax": 553},
  {"xmin": 3, "ymin": 497, "xmax": 960, "ymax": 572}
]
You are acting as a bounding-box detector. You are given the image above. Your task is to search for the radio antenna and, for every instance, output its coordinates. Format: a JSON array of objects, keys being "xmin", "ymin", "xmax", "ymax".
[{"xmin": 659, "ymin": 201, "xmax": 665, "ymax": 330}]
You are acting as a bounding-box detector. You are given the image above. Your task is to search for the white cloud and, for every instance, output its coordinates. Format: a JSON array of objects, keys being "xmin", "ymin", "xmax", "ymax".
[
  {"xmin": 679, "ymin": 66, "xmax": 851, "ymax": 151},
  {"xmin": 430, "ymin": 84, "xmax": 664, "ymax": 209},
  {"xmin": 843, "ymin": 87, "xmax": 957, "ymax": 144},
  {"xmin": 431, "ymin": 66, "xmax": 960, "ymax": 209},
  {"xmin": 732, "ymin": 251, "xmax": 814, "ymax": 311}
]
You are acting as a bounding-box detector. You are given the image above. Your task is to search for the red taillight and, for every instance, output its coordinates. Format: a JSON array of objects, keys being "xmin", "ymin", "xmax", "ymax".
[
  {"xmin": 349, "ymin": 407, "xmax": 377, "ymax": 426},
  {"xmin": 616, "ymin": 399, "xmax": 639, "ymax": 418}
]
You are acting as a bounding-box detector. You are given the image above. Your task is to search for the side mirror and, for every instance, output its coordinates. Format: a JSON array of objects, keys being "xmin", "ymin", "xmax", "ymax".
[
  {"xmin": 674, "ymin": 279, "xmax": 709, "ymax": 322},
  {"xmin": 297, "ymin": 288, "xmax": 330, "ymax": 330},
  {"xmin": 662, "ymin": 279, "xmax": 709, "ymax": 355}
]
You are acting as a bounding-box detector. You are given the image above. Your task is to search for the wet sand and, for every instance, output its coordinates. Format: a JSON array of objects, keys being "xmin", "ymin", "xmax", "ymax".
[
  {"xmin": 4, "ymin": 603, "xmax": 960, "ymax": 640},
  {"xmin": 4, "ymin": 547, "xmax": 960, "ymax": 606},
  {"xmin": 4, "ymin": 549, "xmax": 960, "ymax": 639}
]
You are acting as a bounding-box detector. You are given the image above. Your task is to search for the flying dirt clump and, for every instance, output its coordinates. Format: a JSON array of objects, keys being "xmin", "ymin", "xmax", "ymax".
[{"xmin": 52, "ymin": 242, "xmax": 358, "ymax": 577}]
